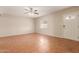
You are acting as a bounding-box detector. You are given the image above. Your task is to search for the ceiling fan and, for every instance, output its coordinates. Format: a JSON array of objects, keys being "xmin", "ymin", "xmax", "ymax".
[{"xmin": 24, "ymin": 7, "xmax": 39, "ymax": 15}]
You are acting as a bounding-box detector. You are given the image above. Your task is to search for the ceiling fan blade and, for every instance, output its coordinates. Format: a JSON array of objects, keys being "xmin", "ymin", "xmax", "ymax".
[
  {"xmin": 34, "ymin": 10, "xmax": 39, "ymax": 15},
  {"xmin": 35, "ymin": 13, "xmax": 39, "ymax": 15},
  {"xmin": 29, "ymin": 7, "xmax": 33, "ymax": 12},
  {"xmin": 24, "ymin": 9, "xmax": 29, "ymax": 11},
  {"xmin": 24, "ymin": 12, "xmax": 29, "ymax": 14}
]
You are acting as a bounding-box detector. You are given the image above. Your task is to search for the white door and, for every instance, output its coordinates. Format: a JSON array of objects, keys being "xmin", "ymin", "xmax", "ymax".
[{"xmin": 63, "ymin": 15, "xmax": 76, "ymax": 40}]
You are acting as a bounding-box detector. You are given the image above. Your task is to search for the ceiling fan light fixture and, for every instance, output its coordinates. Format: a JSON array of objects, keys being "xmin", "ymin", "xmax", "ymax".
[{"xmin": 24, "ymin": 7, "xmax": 39, "ymax": 15}]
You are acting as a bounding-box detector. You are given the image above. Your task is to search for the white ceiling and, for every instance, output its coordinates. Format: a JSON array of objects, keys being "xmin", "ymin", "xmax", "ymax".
[{"xmin": 0, "ymin": 6, "xmax": 70, "ymax": 18}]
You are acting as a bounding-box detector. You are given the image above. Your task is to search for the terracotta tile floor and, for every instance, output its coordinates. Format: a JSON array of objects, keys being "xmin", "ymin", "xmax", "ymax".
[{"xmin": 0, "ymin": 33, "xmax": 79, "ymax": 53}]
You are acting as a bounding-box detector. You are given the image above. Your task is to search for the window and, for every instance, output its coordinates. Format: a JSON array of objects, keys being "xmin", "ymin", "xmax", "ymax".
[{"xmin": 40, "ymin": 20, "xmax": 48, "ymax": 29}]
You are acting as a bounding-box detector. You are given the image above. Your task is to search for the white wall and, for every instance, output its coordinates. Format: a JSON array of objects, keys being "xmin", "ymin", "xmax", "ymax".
[
  {"xmin": 36, "ymin": 14, "xmax": 63, "ymax": 37},
  {"xmin": 36, "ymin": 7, "xmax": 79, "ymax": 41},
  {"xmin": 0, "ymin": 16, "xmax": 34, "ymax": 37}
]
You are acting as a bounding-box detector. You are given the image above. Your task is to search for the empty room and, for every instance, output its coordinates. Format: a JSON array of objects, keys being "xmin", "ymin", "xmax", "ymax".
[{"xmin": 0, "ymin": 6, "xmax": 79, "ymax": 53}]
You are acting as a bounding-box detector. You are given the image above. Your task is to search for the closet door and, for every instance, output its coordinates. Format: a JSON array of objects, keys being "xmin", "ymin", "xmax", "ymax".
[{"xmin": 63, "ymin": 14, "xmax": 76, "ymax": 40}]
